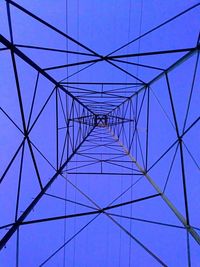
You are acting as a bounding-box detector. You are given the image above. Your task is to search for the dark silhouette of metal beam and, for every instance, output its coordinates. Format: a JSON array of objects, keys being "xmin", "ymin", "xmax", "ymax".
[{"xmin": 0, "ymin": 126, "xmax": 95, "ymax": 250}]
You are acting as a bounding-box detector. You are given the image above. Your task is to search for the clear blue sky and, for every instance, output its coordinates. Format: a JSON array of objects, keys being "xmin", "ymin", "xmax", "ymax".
[{"xmin": 0, "ymin": 1, "xmax": 199, "ymax": 266}]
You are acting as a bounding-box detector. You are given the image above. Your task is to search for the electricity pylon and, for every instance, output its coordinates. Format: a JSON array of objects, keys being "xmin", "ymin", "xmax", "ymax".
[{"xmin": 0, "ymin": 1, "xmax": 200, "ymax": 266}]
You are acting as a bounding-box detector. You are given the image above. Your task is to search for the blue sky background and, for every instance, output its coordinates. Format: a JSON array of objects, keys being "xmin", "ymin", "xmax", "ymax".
[{"xmin": 0, "ymin": 0, "xmax": 200, "ymax": 266}]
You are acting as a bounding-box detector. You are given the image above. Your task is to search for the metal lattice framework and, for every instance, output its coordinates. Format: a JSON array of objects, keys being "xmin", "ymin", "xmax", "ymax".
[{"xmin": 0, "ymin": 1, "xmax": 200, "ymax": 266}]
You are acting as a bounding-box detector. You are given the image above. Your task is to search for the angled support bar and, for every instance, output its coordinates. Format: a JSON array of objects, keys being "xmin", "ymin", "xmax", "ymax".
[
  {"xmin": 0, "ymin": 34, "xmax": 94, "ymax": 115},
  {"xmin": 106, "ymin": 47, "xmax": 197, "ymax": 59},
  {"xmin": 5, "ymin": 0, "xmax": 100, "ymax": 57},
  {"xmin": 109, "ymin": 128, "xmax": 200, "ymax": 245},
  {"xmin": 108, "ymin": 45, "xmax": 200, "ymax": 115},
  {"xmin": 0, "ymin": 126, "xmax": 95, "ymax": 250}
]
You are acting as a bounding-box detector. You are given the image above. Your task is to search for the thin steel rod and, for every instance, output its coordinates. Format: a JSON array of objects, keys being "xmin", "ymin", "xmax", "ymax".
[
  {"xmin": 0, "ymin": 126, "xmax": 95, "ymax": 250},
  {"xmin": 0, "ymin": 34, "xmax": 94, "ymax": 115},
  {"xmin": 109, "ymin": 128, "xmax": 200, "ymax": 245}
]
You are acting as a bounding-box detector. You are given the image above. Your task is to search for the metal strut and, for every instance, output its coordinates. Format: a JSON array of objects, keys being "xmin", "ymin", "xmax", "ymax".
[
  {"xmin": 0, "ymin": 126, "xmax": 95, "ymax": 250},
  {"xmin": 109, "ymin": 128, "xmax": 200, "ymax": 246}
]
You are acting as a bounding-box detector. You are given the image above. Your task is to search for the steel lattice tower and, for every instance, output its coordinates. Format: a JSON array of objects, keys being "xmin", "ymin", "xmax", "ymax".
[{"xmin": 0, "ymin": 1, "xmax": 200, "ymax": 266}]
